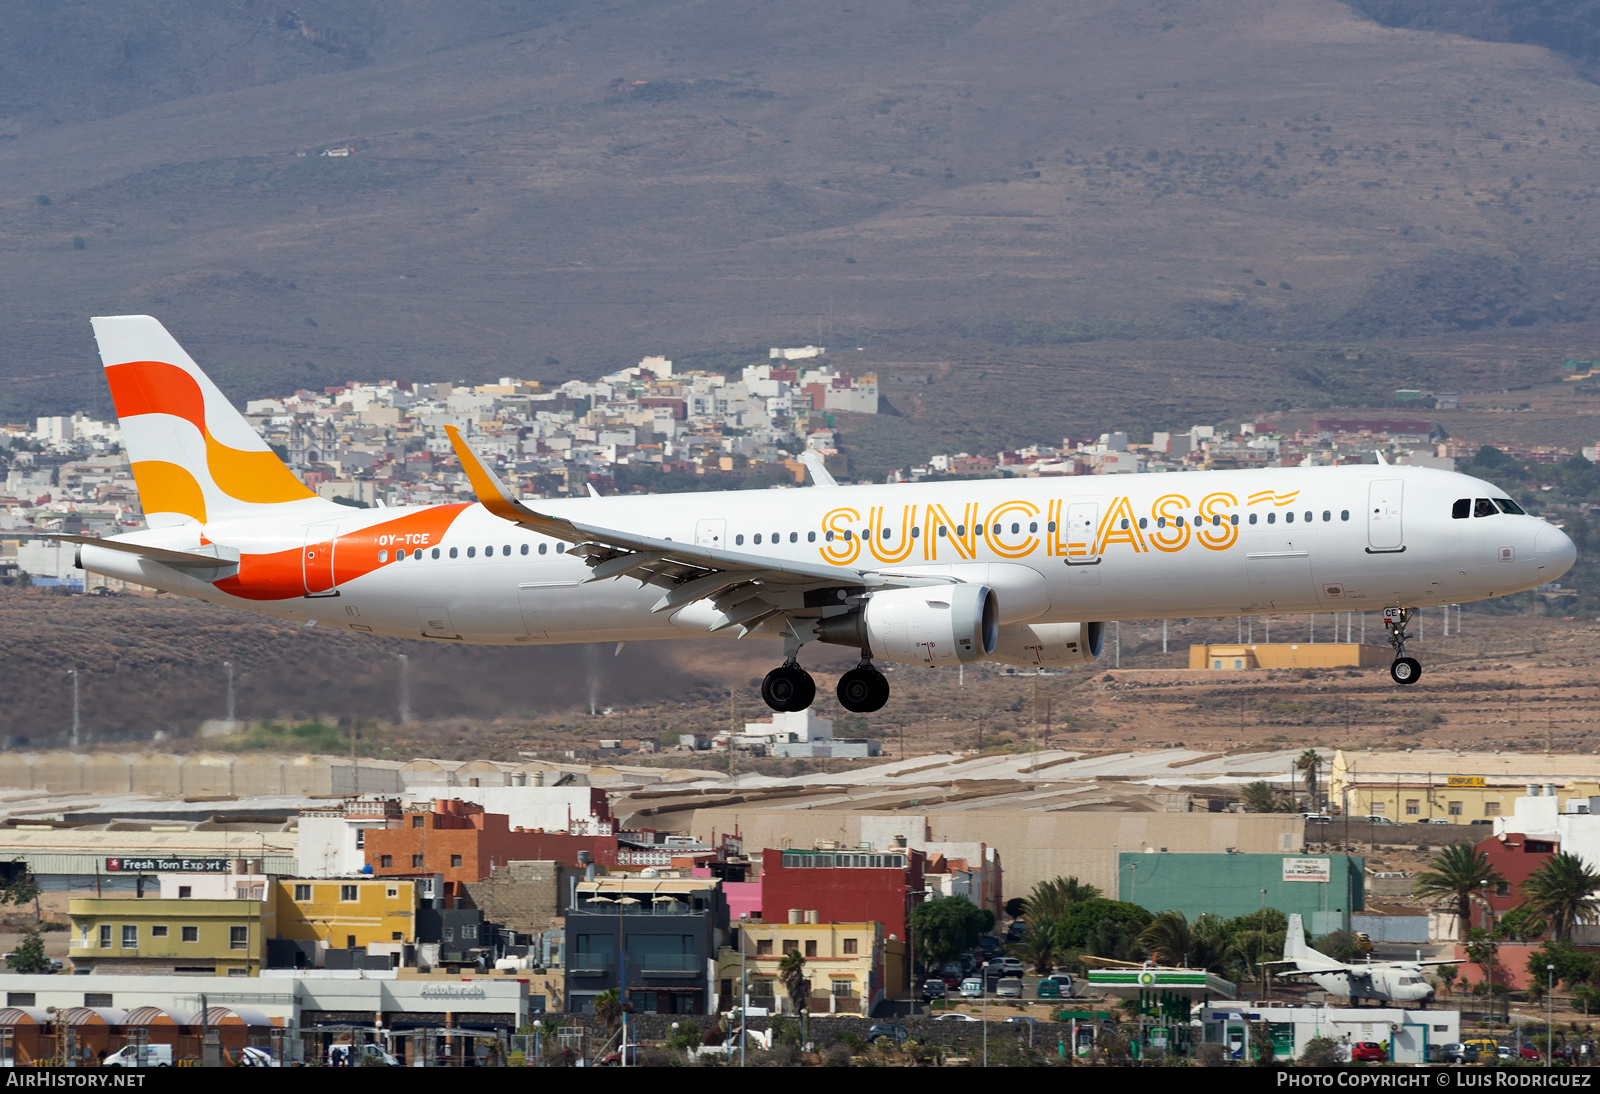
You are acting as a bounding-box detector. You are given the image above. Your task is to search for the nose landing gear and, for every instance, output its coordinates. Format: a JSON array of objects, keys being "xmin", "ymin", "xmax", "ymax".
[
  {"xmin": 837, "ymin": 652, "xmax": 890, "ymax": 713},
  {"xmin": 1384, "ymin": 607, "xmax": 1423, "ymax": 685}
]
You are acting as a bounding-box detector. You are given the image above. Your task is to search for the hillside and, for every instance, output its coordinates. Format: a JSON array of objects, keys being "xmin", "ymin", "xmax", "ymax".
[{"xmin": 0, "ymin": 0, "xmax": 1598, "ymax": 464}]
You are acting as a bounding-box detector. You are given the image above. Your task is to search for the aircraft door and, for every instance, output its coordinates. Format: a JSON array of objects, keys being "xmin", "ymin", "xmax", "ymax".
[
  {"xmin": 302, "ymin": 523, "xmax": 340, "ymax": 596},
  {"xmin": 1367, "ymin": 479, "xmax": 1404, "ymax": 551},
  {"xmin": 695, "ymin": 519, "xmax": 727, "ymax": 549},
  {"xmin": 1063, "ymin": 502, "xmax": 1099, "ymax": 564}
]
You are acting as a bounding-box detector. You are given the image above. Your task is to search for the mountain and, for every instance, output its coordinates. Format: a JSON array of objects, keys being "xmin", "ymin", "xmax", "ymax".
[{"xmin": 2, "ymin": 0, "xmax": 1599, "ymax": 458}]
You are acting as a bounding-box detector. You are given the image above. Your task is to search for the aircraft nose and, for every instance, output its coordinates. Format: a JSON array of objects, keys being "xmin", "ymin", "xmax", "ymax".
[{"xmin": 1538, "ymin": 525, "xmax": 1578, "ymax": 581}]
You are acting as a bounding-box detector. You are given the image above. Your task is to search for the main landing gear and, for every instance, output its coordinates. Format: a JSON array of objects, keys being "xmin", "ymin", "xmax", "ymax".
[
  {"xmin": 759, "ymin": 651, "xmax": 890, "ymax": 714},
  {"xmin": 760, "ymin": 662, "xmax": 816, "ymax": 713},
  {"xmin": 1384, "ymin": 607, "xmax": 1422, "ymax": 686}
]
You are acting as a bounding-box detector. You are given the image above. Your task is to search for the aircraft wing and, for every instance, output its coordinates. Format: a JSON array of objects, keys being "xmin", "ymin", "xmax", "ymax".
[{"xmin": 446, "ymin": 426, "xmax": 935, "ymax": 634}]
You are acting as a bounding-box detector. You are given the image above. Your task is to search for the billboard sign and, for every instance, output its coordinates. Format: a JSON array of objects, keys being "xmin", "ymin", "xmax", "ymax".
[
  {"xmin": 105, "ymin": 857, "xmax": 234, "ymax": 873},
  {"xmin": 1282, "ymin": 857, "xmax": 1331, "ymax": 883}
]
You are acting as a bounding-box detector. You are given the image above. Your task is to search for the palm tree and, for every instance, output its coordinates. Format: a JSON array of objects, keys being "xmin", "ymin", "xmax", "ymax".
[
  {"xmin": 1519, "ymin": 852, "xmax": 1600, "ymax": 942},
  {"xmin": 1139, "ymin": 911, "xmax": 1193, "ymax": 966},
  {"xmin": 1414, "ymin": 842, "xmax": 1505, "ymax": 937},
  {"xmin": 1296, "ymin": 750, "xmax": 1322, "ymax": 809},
  {"xmin": 593, "ymin": 988, "xmax": 624, "ymax": 1035},
  {"xmin": 777, "ymin": 950, "xmax": 810, "ymax": 1018},
  {"xmin": 1022, "ymin": 876, "xmax": 1101, "ymax": 922},
  {"xmin": 1241, "ymin": 781, "xmax": 1284, "ymax": 813},
  {"xmin": 1017, "ymin": 917, "xmax": 1059, "ymax": 973}
]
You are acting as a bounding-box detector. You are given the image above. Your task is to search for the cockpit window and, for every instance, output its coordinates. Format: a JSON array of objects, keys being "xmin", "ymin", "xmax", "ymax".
[
  {"xmin": 1473, "ymin": 498, "xmax": 1499, "ymax": 518},
  {"xmin": 1452, "ymin": 499, "xmax": 1470, "ymax": 519},
  {"xmin": 1494, "ymin": 497, "xmax": 1526, "ymax": 515}
]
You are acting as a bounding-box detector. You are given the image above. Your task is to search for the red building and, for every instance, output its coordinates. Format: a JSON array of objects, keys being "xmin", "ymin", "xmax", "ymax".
[
  {"xmin": 365, "ymin": 799, "xmax": 619, "ymax": 905},
  {"xmin": 1471, "ymin": 833, "xmax": 1557, "ymax": 929},
  {"xmin": 758, "ymin": 847, "xmax": 925, "ymax": 941}
]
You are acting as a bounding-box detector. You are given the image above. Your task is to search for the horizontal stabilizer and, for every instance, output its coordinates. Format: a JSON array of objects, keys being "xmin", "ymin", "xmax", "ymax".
[{"xmin": 32, "ymin": 534, "xmax": 240, "ymax": 569}]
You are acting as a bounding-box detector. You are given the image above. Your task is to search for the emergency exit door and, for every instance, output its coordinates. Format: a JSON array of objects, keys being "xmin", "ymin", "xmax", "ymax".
[
  {"xmin": 1367, "ymin": 479, "xmax": 1404, "ymax": 552},
  {"xmin": 302, "ymin": 523, "xmax": 340, "ymax": 596}
]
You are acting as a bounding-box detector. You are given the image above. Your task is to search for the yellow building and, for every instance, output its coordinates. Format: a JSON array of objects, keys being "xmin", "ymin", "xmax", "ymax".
[
  {"xmin": 68, "ymin": 896, "xmax": 275, "ymax": 976},
  {"xmin": 1190, "ymin": 643, "xmax": 1392, "ymax": 670},
  {"xmin": 275, "ymin": 877, "xmax": 418, "ymax": 951},
  {"xmin": 714, "ymin": 920, "xmax": 906, "ymax": 1015},
  {"xmin": 1330, "ymin": 749, "xmax": 1600, "ymax": 822}
]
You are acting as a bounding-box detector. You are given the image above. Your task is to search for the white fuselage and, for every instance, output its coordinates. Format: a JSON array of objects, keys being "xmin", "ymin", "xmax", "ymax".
[{"xmin": 78, "ymin": 464, "xmax": 1574, "ymax": 655}]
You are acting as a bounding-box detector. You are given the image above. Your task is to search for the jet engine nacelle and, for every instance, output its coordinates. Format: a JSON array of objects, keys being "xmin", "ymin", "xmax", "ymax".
[
  {"xmin": 819, "ymin": 584, "xmax": 998, "ymax": 665},
  {"xmin": 989, "ymin": 621, "xmax": 1105, "ymax": 667}
]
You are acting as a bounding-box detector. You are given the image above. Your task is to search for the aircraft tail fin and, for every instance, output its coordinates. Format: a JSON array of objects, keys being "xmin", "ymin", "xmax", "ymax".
[
  {"xmin": 1284, "ymin": 913, "xmax": 1311, "ymax": 962},
  {"xmin": 91, "ymin": 316, "xmax": 325, "ymax": 528}
]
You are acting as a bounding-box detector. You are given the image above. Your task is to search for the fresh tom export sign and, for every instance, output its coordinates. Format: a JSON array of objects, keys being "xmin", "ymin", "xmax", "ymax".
[
  {"xmin": 105, "ymin": 857, "xmax": 233, "ymax": 873},
  {"xmin": 1282, "ymin": 857, "xmax": 1331, "ymax": 883}
]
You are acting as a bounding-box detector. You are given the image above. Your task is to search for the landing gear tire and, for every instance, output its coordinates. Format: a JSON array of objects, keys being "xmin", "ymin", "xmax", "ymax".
[
  {"xmin": 837, "ymin": 666, "xmax": 890, "ymax": 713},
  {"xmin": 1390, "ymin": 657, "xmax": 1422, "ymax": 685},
  {"xmin": 761, "ymin": 664, "xmax": 816, "ymax": 712}
]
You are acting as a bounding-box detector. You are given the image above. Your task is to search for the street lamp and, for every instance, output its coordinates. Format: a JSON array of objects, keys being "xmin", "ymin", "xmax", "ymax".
[
  {"xmin": 1481, "ymin": 879, "xmax": 1495, "ymax": 1031},
  {"xmin": 1548, "ymin": 962, "xmax": 1556, "ymax": 1068}
]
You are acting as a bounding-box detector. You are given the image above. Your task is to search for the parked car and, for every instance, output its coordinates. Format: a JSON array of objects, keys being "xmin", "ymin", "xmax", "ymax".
[
  {"xmin": 959, "ymin": 977, "xmax": 984, "ymax": 998},
  {"xmin": 1424, "ymin": 818, "xmax": 1451, "ymax": 825},
  {"xmin": 599, "ymin": 1046, "xmax": 640, "ymax": 1066},
  {"xmin": 1470, "ymin": 819, "xmax": 1495, "ymax": 826},
  {"xmin": 1365, "ymin": 815, "xmax": 1401, "ymax": 825},
  {"xmin": 995, "ymin": 977, "xmax": 1023, "ymax": 998},
  {"xmin": 1353, "ymin": 933, "xmax": 1374, "ymax": 954},
  {"xmin": 1438, "ymin": 1043, "xmax": 1469, "ymax": 1064},
  {"xmin": 1518, "ymin": 1045, "xmax": 1541, "ymax": 1060},
  {"xmin": 329, "ymin": 1043, "xmax": 400, "ymax": 1067},
  {"xmin": 1303, "ymin": 813, "xmax": 1332, "ymax": 822},
  {"xmin": 1004, "ymin": 1016, "xmax": 1038, "ymax": 1024},
  {"xmin": 936, "ymin": 1013, "xmax": 980, "ymax": 1022},
  {"xmin": 104, "ymin": 1044, "xmax": 173, "ymax": 1068},
  {"xmin": 921, "ymin": 979, "xmax": 948, "ymax": 1001},
  {"xmin": 868, "ymin": 1024, "xmax": 908, "ymax": 1046},
  {"xmin": 1006, "ymin": 920, "xmax": 1027, "ymax": 942},
  {"xmin": 978, "ymin": 936, "xmax": 1003, "ymax": 956},
  {"xmin": 988, "ymin": 956, "xmax": 1025, "ymax": 974},
  {"xmin": 1035, "ymin": 979, "xmax": 1061, "ymax": 999},
  {"xmin": 1350, "ymin": 1042, "xmax": 1385, "ymax": 1063},
  {"xmin": 1046, "ymin": 972, "xmax": 1075, "ymax": 996}
]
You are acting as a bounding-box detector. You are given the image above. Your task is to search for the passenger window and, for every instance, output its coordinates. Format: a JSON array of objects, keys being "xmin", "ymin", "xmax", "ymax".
[
  {"xmin": 736, "ymin": 534, "xmax": 745, "ymax": 545},
  {"xmin": 753, "ymin": 534, "xmax": 762, "ymax": 545},
  {"xmin": 1322, "ymin": 511, "xmax": 1330, "ymax": 522},
  {"xmin": 1138, "ymin": 518, "xmax": 1147, "ymax": 530},
  {"xmin": 1029, "ymin": 522, "xmax": 1037, "ymax": 534},
  {"xmin": 1213, "ymin": 515, "xmax": 1221, "ymax": 527},
  {"xmin": 556, "ymin": 543, "xmax": 565, "ymax": 554},
  {"xmin": 449, "ymin": 547, "xmax": 459, "ymax": 558},
  {"xmin": 938, "ymin": 526, "xmax": 948, "ymax": 537},
  {"xmin": 1285, "ymin": 512, "xmax": 1295, "ymax": 524},
  {"xmin": 825, "ymin": 531, "xmax": 834, "ymax": 541},
  {"xmin": 467, "ymin": 546, "xmax": 476, "ymax": 558},
  {"xmin": 842, "ymin": 530, "xmax": 852, "ymax": 541},
  {"xmin": 1174, "ymin": 516, "xmax": 1184, "ymax": 528},
  {"xmin": 807, "ymin": 532, "xmax": 816, "ymax": 542},
  {"xmin": 1157, "ymin": 517, "xmax": 1167, "ymax": 529},
  {"xmin": 1494, "ymin": 498, "xmax": 1526, "ymax": 515},
  {"xmin": 1304, "ymin": 512, "xmax": 1312, "ymax": 523},
  {"xmin": 378, "ymin": 550, "xmax": 388, "ymax": 563},
  {"xmin": 1047, "ymin": 521, "xmax": 1056, "ymax": 533},
  {"xmin": 1452, "ymin": 499, "xmax": 1471, "ymax": 519},
  {"xmin": 992, "ymin": 523, "xmax": 1002, "ymax": 535},
  {"xmin": 1267, "ymin": 512, "xmax": 1276, "ymax": 525},
  {"xmin": 956, "ymin": 525, "xmax": 966, "ymax": 536},
  {"xmin": 432, "ymin": 548, "xmax": 441, "ymax": 559},
  {"xmin": 539, "ymin": 543, "xmax": 548, "ymax": 554},
  {"xmin": 1340, "ymin": 510, "xmax": 1349, "ymax": 521},
  {"xmin": 1474, "ymin": 498, "xmax": 1498, "ymax": 518},
  {"xmin": 883, "ymin": 528, "xmax": 892, "ymax": 540},
  {"xmin": 1012, "ymin": 523, "xmax": 1020, "ymax": 535},
  {"xmin": 911, "ymin": 527, "xmax": 921, "ymax": 538},
  {"xmin": 1120, "ymin": 519, "xmax": 1129, "ymax": 530},
  {"xmin": 790, "ymin": 533, "xmax": 798, "ymax": 543},
  {"xmin": 1248, "ymin": 513, "xmax": 1257, "ymax": 525},
  {"xmin": 1230, "ymin": 514, "xmax": 1238, "ymax": 526},
  {"xmin": 520, "ymin": 544, "xmax": 529, "ymax": 555},
  {"xmin": 772, "ymin": 532, "xmax": 779, "ymax": 542}
]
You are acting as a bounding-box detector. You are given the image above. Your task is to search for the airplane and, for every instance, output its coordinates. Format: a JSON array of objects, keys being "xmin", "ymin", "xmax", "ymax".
[
  {"xmin": 1271, "ymin": 913, "xmax": 1450, "ymax": 1005},
  {"xmin": 48, "ymin": 315, "xmax": 1577, "ymax": 715}
]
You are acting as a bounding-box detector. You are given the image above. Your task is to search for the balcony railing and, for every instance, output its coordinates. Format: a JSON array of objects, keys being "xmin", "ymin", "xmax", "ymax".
[
  {"xmin": 567, "ymin": 955, "xmax": 614, "ymax": 976},
  {"xmin": 637, "ymin": 954, "xmax": 701, "ymax": 976},
  {"xmin": 572, "ymin": 898, "xmax": 697, "ymax": 917}
]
